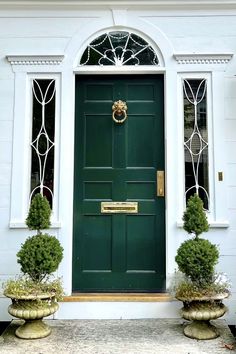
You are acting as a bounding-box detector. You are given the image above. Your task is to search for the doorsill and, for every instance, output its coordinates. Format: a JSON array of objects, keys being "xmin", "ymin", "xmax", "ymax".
[{"xmin": 63, "ymin": 293, "xmax": 171, "ymax": 302}]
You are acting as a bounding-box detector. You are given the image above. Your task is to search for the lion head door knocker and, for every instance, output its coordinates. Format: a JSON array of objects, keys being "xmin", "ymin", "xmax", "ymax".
[{"xmin": 112, "ymin": 100, "xmax": 128, "ymax": 124}]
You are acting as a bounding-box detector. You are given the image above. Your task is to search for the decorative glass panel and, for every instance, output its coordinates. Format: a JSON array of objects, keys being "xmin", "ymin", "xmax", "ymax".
[
  {"xmin": 80, "ymin": 31, "xmax": 159, "ymax": 66},
  {"xmin": 183, "ymin": 79, "xmax": 209, "ymax": 210},
  {"xmin": 30, "ymin": 79, "xmax": 56, "ymax": 207}
]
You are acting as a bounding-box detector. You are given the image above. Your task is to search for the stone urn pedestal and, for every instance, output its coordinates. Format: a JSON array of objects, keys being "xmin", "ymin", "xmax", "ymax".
[
  {"xmin": 5, "ymin": 293, "xmax": 59, "ymax": 339},
  {"xmin": 177, "ymin": 293, "xmax": 228, "ymax": 340}
]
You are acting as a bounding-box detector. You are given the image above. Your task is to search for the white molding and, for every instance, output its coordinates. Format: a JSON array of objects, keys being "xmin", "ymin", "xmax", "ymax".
[
  {"xmin": 74, "ymin": 66, "xmax": 165, "ymax": 74},
  {"xmin": 70, "ymin": 24, "xmax": 169, "ymax": 69},
  {"xmin": 10, "ymin": 72, "xmax": 30, "ymax": 223},
  {"xmin": 176, "ymin": 220, "xmax": 230, "ymax": 228},
  {"xmin": 111, "ymin": 9, "xmax": 127, "ymax": 26},
  {"xmin": 174, "ymin": 53, "xmax": 233, "ymax": 65},
  {"xmin": 176, "ymin": 73, "xmax": 215, "ymax": 220},
  {"xmin": 7, "ymin": 55, "xmax": 64, "ymax": 66},
  {"xmin": 9, "ymin": 73, "xmax": 61, "ymax": 227},
  {"xmin": 57, "ymin": 68, "xmax": 75, "ymax": 295},
  {"xmin": 9, "ymin": 221, "xmax": 62, "ymax": 229},
  {"xmin": 1, "ymin": 0, "xmax": 236, "ymax": 8},
  {"xmin": 176, "ymin": 72, "xmax": 229, "ymax": 227},
  {"xmin": 211, "ymin": 72, "xmax": 229, "ymax": 223}
]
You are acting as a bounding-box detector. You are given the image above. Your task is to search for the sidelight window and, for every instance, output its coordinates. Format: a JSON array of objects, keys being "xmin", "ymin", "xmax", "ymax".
[
  {"xmin": 30, "ymin": 79, "xmax": 56, "ymax": 207},
  {"xmin": 183, "ymin": 78, "xmax": 209, "ymax": 210}
]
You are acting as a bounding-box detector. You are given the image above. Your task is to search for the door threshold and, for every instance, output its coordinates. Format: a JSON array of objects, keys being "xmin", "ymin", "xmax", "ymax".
[{"xmin": 63, "ymin": 293, "xmax": 171, "ymax": 302}]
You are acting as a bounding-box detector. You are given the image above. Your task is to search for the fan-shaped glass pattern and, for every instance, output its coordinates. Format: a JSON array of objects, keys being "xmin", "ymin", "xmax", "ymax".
[{"xmin": 80, "ymin": 31, "xmax": 159, "ymax": 66}]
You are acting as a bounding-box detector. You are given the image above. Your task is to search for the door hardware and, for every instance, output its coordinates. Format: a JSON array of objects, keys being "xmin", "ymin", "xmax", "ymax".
[
  {"xmin": 218, "ymin": 171, "xmax": 223, "ymax": 181},
  {"xmin": 157, "ymin": 171, "xmax": 165, "ymax": 197},
  {"xmin": 101, "ymin": 202, "xmax": 138, "ymax": 214},
  {"xmin": 112, "ymin": 100, "xmax": 128, "ymax": 124}
]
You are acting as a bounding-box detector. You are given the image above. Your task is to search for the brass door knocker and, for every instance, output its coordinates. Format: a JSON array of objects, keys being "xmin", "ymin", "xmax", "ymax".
[{"xmin": 112, "ymin": 100, "xmax": 128, "ymax": 124}]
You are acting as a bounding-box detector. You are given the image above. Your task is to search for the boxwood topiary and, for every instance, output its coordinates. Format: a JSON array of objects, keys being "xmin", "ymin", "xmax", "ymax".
[
  {"xmin": 175, "ymin": 237, "xmax": 219, "ymax": 286},
  {"xmin": 17, "ymin": 233, "xmax": 63, "ymax": 282},
  {"xmin": 175, "ymin": 193, "xmax": 219, "ymax": 288},
  {"xmin": 16, "ymin": 193, "xmax": 64, "ymax": 283}
]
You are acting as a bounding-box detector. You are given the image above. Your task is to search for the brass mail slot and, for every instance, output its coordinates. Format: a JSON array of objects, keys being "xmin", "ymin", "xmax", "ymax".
[{"xmin": 101, "ymin": 202, "xmax": 138, "ymax": 214}]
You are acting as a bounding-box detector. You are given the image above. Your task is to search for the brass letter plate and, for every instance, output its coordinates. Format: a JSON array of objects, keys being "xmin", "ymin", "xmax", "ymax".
[{"xmin": 101, "ymin": 202, "xmax": 138, "ymax": 214}]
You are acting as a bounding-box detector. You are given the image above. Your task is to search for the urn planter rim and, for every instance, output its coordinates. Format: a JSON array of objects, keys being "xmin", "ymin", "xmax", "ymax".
[
  {"xmin": 176, "ymin": 292, "xmax": 229, "ymax": 302},
  {"xmin": 4, "ymin": 291, "xmax": 56, "ymax": 300}
]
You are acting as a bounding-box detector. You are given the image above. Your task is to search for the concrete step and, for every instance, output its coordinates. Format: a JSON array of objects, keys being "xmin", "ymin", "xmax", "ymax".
[
  {"xmin": 1, "ymin": 319, "xmax": 235, "ymax": 354},
  {"xmin": 63, "ymin": 292, "xmax": 171, "ymax": 302},
  {"xmin": 58, "ymin": 294, "xmax": 180, "ymax": 319}
]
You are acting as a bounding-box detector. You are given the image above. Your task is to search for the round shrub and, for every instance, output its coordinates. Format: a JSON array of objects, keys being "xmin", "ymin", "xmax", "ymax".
[
  {"xmin": 26, "ymin": 193, "xmax": 51, "ymax": 231},
  {"xmin": 17, "ymin": 234, "xmax": 63, "ymax": 282},
  {"xmin": 175, "ymin": 238, "xmax": 219, "ymax": 285}
]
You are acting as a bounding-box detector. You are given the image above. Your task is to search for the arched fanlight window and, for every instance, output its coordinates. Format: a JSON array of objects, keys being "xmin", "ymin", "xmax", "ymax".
[{"xmin": 80, "ymin": 31, "xmax": 159, "ymax": 66}]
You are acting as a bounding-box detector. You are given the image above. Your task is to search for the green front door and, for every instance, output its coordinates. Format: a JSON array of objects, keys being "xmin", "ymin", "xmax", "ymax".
[{"xmin": 73, "ymin": 75, "xmax": 165, "ymax": 292}]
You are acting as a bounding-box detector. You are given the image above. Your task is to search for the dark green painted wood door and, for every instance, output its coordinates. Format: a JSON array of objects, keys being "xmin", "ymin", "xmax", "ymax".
[{"xmin": 73, "ymin": 75, "xmax": 165, "ymax": 292}]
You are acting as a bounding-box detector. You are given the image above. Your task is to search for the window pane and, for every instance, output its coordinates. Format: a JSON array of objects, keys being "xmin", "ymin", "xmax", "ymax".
[
  {"xmin": 80, "ymin": 31, "xmax": 159, "ymax": 66},
  {"xmin": 183, "ymin": 79, "xmax": 209, "ymax": 210},
  {"xmin": 30, "ymin": 79, "xmax": 56, "ymax": 207}
]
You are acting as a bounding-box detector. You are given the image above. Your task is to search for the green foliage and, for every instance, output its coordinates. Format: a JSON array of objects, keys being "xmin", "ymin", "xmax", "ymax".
[
  {"xmin": 26, "ymin": 193, "xmax": 51, "ymax": 232},
  {"xmin": 4, "ymin": 277, "xmax": 64, "ymax": 302},
  {"xmin": 183, "ymin": 194, "xmax": 209, "ymax": 237},
  {"xmin": 173, "ymin": 193, "xmax": 227, "ymax": 299},
  {"xmin": 176, "ymin": 194, "xmax": 219, "ymax": 289},
  {"xmin": 17, "ymin": 234, "xmax": 63, "ymax": 282},
  {"xmin": 3, "ymin": 193, "xmax": 64, "ymax": 303},
  {"xmin": 175, "ymin": 238, "xmax": 219, "ymax": 286},
  {"xmin": 174, "ymin": 277, "xmax": 229, "ymax": 300}
]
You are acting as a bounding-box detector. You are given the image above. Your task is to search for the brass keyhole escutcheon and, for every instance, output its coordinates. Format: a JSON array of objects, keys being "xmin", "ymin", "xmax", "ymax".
[{"xmin": 112, "ymin": 100, "xmax": 128, "ymax": 124}]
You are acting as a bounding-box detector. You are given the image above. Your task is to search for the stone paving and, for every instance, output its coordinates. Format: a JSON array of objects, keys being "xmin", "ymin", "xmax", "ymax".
[{"xmin": 0, "ymin": 319, "xmax": 235, "ymax": 354}]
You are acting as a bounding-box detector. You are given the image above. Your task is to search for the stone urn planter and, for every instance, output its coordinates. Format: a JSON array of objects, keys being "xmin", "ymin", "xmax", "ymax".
[
  {"xmin": 5, "ymin": 292, "xmax": 59, "ymax": 339},
  {"xmin": 3, "ymin": 194, "xmax": 64, "ymax": 340},
  {"xmin": 177, "ymin": 293, "xmax": 228, "ymax": 340}
]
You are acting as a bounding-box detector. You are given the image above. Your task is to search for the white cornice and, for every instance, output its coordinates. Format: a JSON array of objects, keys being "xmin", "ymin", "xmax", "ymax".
[
  {"xmin": 174, "ymin": 53, "xmax": 233, "ymax": 65},
  {"xmin": 1, "ymin": 0, "xmax": 236, "ymax": 8},
  {"xmin": 7, "ymin": 55, "xmax": 64, "ymax": 66}
]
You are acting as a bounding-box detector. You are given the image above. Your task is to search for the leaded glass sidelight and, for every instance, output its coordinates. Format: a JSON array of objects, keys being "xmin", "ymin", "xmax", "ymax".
[
  {"xmin": 30, "ymin": 79, "xmax": 56, "ymax": 207},
  {"xmin": 183, "ymin": 79, "xmax": 209, "ymax": 210},
  {"xmin": 80, "ymin": 31, "xmax": 159, "ymax": 66}
]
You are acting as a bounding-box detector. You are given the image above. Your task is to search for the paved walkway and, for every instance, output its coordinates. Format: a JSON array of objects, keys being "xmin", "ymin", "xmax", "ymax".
[{"xmin": 1, "ymin": 319, "xmax": 235, "ymax": 354}]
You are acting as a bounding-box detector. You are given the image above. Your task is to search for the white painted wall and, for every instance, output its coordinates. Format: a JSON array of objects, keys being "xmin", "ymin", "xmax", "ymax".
[{"xmin": 0, "ymin": 2, "xmax": 236, "ymax": 324}]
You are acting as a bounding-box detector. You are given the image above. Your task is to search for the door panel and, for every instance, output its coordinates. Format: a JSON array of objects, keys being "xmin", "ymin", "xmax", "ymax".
[
  {"xmin": 73, "ymin": 75, "xmax": 165, "ymax": 292},
  {"xmin": 127, "ymin": 115, "xmax": 156, "ymax": 167}
]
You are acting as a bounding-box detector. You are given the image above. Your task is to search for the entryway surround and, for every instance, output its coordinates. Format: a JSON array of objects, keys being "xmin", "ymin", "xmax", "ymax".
[{"xmin": 6, "ymin": 20, "xmax": 232, "ymax": 304}]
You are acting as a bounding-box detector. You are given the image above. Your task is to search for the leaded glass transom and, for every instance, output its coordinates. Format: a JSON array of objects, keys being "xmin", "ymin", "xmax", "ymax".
[
  {"xmin": 183, "ymin": 79, "xmax": 209, "ymax": 210},
  {"xmin": 80, "ymin": 31, "xmax": 159, "ymax": 66}
]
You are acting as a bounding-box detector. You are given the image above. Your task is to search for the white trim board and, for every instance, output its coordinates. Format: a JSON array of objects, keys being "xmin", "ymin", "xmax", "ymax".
[
  {"xmin": 1, "ymin": 0, "xmax": 236, "ymax": 7},
  {"xmin": 174, "ymin": 53, "xmax": 233, "ymax": 65},
  {"xmin": 7, "ymin": 55, "xmax": 64, "ymax": 66}
]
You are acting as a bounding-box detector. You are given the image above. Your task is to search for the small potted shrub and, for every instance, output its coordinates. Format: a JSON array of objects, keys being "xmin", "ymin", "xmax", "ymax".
[
  {"xmin": 173, "ymin": 194, "xmax": 230, "ymax": 340},
  {"xmin": 4, "ymin": 193, "xmax": 63, "ymax": 339}
]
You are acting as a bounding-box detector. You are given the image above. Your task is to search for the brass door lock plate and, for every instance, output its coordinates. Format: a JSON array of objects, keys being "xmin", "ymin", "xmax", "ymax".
[{"xmin": 157, "ymin": 171, "xmax": 165, "ymax": 197}]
